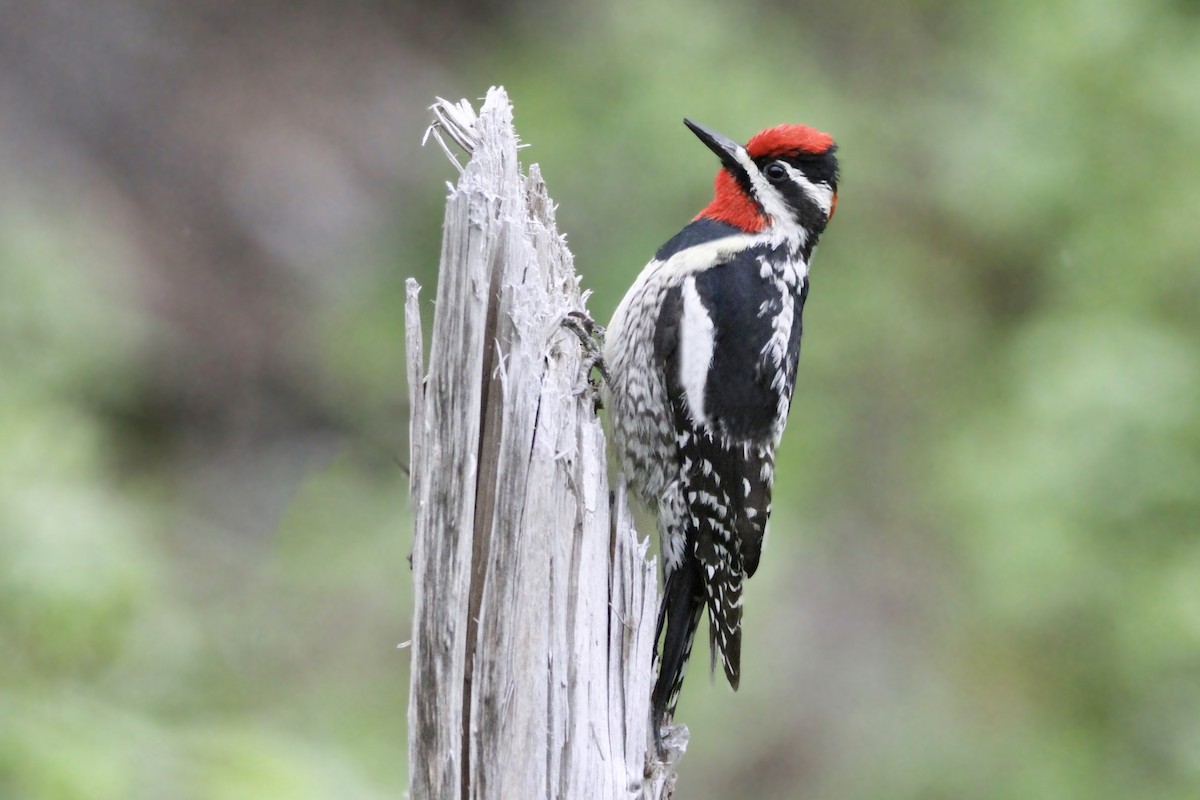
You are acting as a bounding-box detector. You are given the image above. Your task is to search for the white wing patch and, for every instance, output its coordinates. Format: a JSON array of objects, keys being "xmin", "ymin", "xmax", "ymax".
[{"xmin": 678, "ymin": 276, "xmax": 715, "ymax": 426}]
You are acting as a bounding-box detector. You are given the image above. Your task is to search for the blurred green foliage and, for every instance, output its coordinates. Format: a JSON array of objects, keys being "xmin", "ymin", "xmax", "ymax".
[
  {"xmin": 2, "ymin": 0, "xmax": 1199, "ymax": 797},
  {"xmin": 0, "ymin": 213, "xmax": 403, "ymax": 796}
]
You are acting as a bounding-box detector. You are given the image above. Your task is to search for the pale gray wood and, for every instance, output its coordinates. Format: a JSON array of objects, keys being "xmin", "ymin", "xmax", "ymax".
[
  {"xmin": 406, "ymin": 88, "xmax": 686, "ymax": 800},
  {"xmin": 404, "ymin": 278, "xmax": 424, "ymax": 511}
]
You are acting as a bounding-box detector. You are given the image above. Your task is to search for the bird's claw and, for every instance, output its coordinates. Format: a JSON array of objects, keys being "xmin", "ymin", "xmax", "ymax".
[
  {"xmin": 648, "ymin": 717, "xmax": 689, "ymax": 769},
  {"xmin": 561, "ymin": 310, "xmax": 608, "ymax": 411}
]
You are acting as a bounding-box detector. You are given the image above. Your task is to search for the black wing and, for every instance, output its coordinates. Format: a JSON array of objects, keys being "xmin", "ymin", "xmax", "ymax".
[{"xmin": 653, "ymin": 245, "xmax": 806, "ymax": 697}]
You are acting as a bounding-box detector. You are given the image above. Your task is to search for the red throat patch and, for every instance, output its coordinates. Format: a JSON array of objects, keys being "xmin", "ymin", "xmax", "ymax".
[
  {"xmin": 695, "ymin": 169, "xmax": 767, "ymax": 232},
  {"xmin": 746, "ymin": 124, "xmax": 834, "ymax": 158}
]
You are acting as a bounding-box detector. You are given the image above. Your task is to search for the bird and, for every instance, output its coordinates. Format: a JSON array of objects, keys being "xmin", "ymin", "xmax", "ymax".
[{"xmin": 600, "ymin": 118, "xmax": 839, "ymax": 743}]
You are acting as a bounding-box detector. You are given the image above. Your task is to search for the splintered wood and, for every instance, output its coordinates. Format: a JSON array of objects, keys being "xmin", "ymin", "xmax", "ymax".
[{"xmin": 406, "ymin": 87, "xmax": 684, "ymax": 799}]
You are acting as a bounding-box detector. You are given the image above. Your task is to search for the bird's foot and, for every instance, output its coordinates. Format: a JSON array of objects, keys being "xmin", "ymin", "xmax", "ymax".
[
  {"xmin": 647, "ymin": 715, "xmax": 689, "ymax": 778},
  {"xmin": 561, "ymin": 310, "xmax": 609, "ymax": 411}
]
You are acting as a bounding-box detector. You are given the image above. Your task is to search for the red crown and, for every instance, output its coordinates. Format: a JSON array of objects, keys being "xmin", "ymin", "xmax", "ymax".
[{"xmin": 745, "ymin": 124, "xmax": 834, "ymax": 158}]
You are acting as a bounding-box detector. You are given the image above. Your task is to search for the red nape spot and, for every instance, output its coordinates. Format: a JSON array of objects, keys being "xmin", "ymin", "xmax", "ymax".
[
  {"xmin": 829, "ymin": 192, "xmax": 838, "ymax": 221},
  {"xmin": 695, "ymin": 169, "xmax": 767, "ymax": 232},
  {"xmin": 746, "ymin": 124, "xmax": 835, "ymax": 158}
]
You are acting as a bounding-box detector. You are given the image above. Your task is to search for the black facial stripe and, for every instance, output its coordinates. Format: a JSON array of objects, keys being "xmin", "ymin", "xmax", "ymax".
[
  {"xmin": 753, "ymin": 147, "xmax": 839, "ymax": 230},
  {"xmin": 755, "ymin": 146, "xmax": 840, "ymax": 191},
  {"xmin": 778, "ymin": 180, "xmax": 830, "ymax": 231}
]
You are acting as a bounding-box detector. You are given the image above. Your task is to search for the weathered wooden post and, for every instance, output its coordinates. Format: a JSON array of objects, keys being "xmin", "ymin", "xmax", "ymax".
[{"xmin": 405, "ymin": 88, "xmax": 685, "ymax": 799}]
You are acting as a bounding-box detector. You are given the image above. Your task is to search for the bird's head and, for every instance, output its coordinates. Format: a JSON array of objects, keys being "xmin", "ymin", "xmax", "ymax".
[{"xmin": 686, "ymin": 119, "xmax": 839, "ymax": 237}]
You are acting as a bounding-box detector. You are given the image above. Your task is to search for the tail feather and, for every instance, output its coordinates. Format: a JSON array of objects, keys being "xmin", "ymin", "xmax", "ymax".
[
  {"xmin": 651, "ymin": 559, "xmax": 705, "ymax": 734},
  {"xmin": 703, "ymin": 566, "xmax": 743, "ymax": 689},
  {"xmin": 707, "ymin": 601, "xmax": 742, "ymax": 690}
]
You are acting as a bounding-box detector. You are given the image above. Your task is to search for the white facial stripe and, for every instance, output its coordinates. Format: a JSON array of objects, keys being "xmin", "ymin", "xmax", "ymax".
[
  {"xmin": 731, "ymin": 146, "xmax": 793, "ymax": 222},
  {"xmin": 782, "ymin": 163, "xmax": 835, "ymax": 215},
  {"xmin": 678, "ymin": 276, "xmax": 715, "ymax": 426}
]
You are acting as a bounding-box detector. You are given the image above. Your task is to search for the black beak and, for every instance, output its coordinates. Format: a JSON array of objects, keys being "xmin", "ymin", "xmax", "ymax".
[{"xmin": 683, "ymin": 119, "xmax": 742, "ymax": 172}]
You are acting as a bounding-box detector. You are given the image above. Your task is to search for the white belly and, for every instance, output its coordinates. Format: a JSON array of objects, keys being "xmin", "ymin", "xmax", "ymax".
[{"xmin": 603, "ymin": 261, "xmax": 677, "ymax": 506}]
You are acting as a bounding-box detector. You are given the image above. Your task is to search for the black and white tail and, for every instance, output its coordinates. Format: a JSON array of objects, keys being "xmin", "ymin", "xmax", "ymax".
[{"xmin": 651, "ymin": 558, "xmax": 706, "ymax": 740}]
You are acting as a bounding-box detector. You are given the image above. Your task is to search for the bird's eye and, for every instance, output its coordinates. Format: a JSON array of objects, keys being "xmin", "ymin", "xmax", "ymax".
[{"xmin": 764, "ymin": 162, "xmax": 788, "ymax": 182}]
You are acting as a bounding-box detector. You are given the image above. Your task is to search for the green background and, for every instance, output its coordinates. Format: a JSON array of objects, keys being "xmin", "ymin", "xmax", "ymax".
[{"xmin": 2, "ymin": 0, "xmax": 1199, "ymax": 796}]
